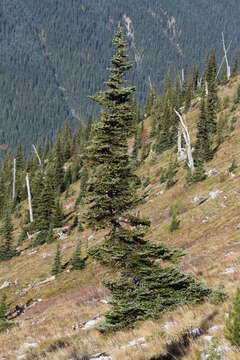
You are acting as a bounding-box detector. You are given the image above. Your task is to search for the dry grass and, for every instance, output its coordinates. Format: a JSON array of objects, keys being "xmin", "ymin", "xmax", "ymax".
[{"xmin": 1, "ymin": 77, "xmax": 240, "ymax": 359}]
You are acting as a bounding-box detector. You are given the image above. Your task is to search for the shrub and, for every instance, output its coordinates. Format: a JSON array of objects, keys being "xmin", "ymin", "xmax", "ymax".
[
  {"xmin": 219, "ymin": 173, "xmax": 227, "ymax": 183},
  {"xmin": 168, "ymin": 212, "xmax": 180, "ymax": 233},
  {"xmin": 209, "ymin": 284, "xmax": 228, "ymax": 304},
  {"xmin": 165, "ymin": 155, "xmax": 178, "ymax": 189},
  {"xmin": 229, "ymin": 158, "xmax": 237, "ymax": 173},
  {"xmin": 17, "ymin": 228, "xmax": 27, "ymax": 246},
  {"xmin": 223, "ymin": 96, "xmax": 230, "ymax": 109},
  {"xmin": 46, "ymin": 224, "xmax": 54, "ymax": 244},
  {"xmin": 225, "ymin": 288, "xmax": 240, "ymax": 346},
  {"xmin": 51, "ymin": 243, "xmax": 63, "ymax": 276},
  {"xmin": 0, "ymin": 294, "xmax": 12, "ymax": 333},
  {"xmin": 230, "ymin": 116, "xmax": 237, "ymax": 132},
  {"xmin": 70, "ymin": 239, "xmax": 86, "ymax": 271}
]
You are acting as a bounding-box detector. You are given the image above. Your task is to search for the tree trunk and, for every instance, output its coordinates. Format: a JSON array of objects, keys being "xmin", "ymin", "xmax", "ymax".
[
  {"xmin": 205, "ymin": 81, "xmax": 208, "ymax": 96},
  {"xmin": 12, "ymin": 158, "xmax": 16, "ymax": 200},
  {"xmin": 174, "ymin": 109, "xmax": 195, "ymax": 173},
  {"xmin": 32, "ymin": 144, "xmax": 42, "ymax": 166},
  {"xmin": 26, "ymin": 174, "xmax": 33, "ymax": 223},
  {"xmin": 222, "ymin": 32, "xmax": 231, "ymax": 80}
]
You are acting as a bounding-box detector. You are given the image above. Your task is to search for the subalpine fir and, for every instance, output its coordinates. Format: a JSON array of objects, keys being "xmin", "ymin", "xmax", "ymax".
[
  {"xmin": 206, "ymin": 50, "xmax": 218, "ymax": 135},
  {"xmin": 86, "ymin": 24, "xmax": 212, "ymax": 332},
  {"xmin": 70, "ymin": 239, "xmax": 85, "ymax": 271},
  {"xmin": 51, "ymin": 242, "xmax": 63, "ymax": 276},
  {"xmin": 0, "ymin": 212, "xmax": 15, "ymax": 261},
  {"xmin": 0, "ymin": 293, "xmax": 11, "ymax": 332},
  {"xmin": 195, "ymin": 95, "xmax": 211, "ymax": 163}
]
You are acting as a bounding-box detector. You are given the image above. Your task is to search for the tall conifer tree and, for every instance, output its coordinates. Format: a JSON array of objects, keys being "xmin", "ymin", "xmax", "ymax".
[
  {"xmin": 85, "ymin": 25, "xmax": 211, "ymax": 333},
  {"xmin": 86, "ymin": 24, "xmax": 136, "ymax": 230},
  {"xmin": 232, "ymin": 54, "xmax": 239, "ymax": 78},
  {"xmin": 195, "ymin": 96, "xmax": 211, "ymax": 162},
  {"xmin": 206, "ymin": 49, "xmax": 218, "ymax": 134},
  {"xmin": 0, "ymin": 213, "xmax": 15, "ymax": 261}
]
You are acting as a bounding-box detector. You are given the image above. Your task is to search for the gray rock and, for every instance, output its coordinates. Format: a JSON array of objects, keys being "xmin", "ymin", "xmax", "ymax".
[
  {"xmin": 203, "ymin": 335, "xmax": 213, "ymax": 342},
  {"xmin": 0, "ymin": 281, "xmax": 10, "ymax": 290},
  {"xmin": 223, "ymin": 267, "xmax": 235, "ymax": 275},
  {"xmin": 192, "ymin": 328, "xmax": 201, "ymax": 338},
  {"xmin": 208, "ymin": 189, "xmax": 222, "ymax": 200},
  {"xmin": 37, "ymin": 276, "xmax": 55, "ymax": 286},
  {"xmin": 82, "ymin": 317, "xmax": 101, "ymax": 330},
  {"xmin": 192, "ymin": 195, "xmax": 201, "ymax": 203},
  {"xmin": 121, "ymin": 337, "xmax": 147, "ymax": 350},
  {"xmin": 74, "ymin": 316, "xmax": 102, "ymax": 331},
  {"xmin": 205, "ymin": 168, "xmax": 217, "ymax": 177},
  {"xmin": 202, "ymin": 216, "xmax": 209, "ymax": 224},
  {"xmin": 23, "ymin": 343, "xmax": 38, "ymax": 350},
  {"xmin": 100, "ymin": 299, "xmax": 109, "ymax": 304},
  {"xmin": 28, "ymin": 250, "xmax": 38, "ymax": 256},
  {"xmin": 42, "ymin": 253, "xmax": 51, "ymax": 259}
]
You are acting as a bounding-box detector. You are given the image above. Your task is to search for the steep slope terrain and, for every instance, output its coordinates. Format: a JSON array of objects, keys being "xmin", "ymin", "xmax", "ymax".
[
  {"xmin": 1, "ymin": 76, "xmax": 240, "ymax": 359},
  {"xmin": 1, "ymin": 0, "xmax": 240, "ymax": 151}
]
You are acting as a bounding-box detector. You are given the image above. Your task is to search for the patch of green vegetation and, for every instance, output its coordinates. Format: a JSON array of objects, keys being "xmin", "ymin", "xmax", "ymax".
[
  {"xmin": 225, "ymin": 288, "xmax": 240, "ymax": 346},
  {"xmin": 89, "ymin": 227, "xmax": 211, "ymax": 332},
  {"xmin": 209, "ymin": 284, "xmax": 228, "ymax": 304}
]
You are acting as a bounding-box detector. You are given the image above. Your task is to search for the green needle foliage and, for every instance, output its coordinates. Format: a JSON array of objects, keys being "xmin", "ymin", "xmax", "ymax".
[
  {"xmin": 165, "ymin": 155, "xmax": 178, "ymax": 190},
  {"xmin": 46, "ymin": 224, "xmax": 54, "ymax": 244},
  {"xmin": 206, "ymin": 50, "xmax": 218, "ymax": 135},
  {"xmin": 52, "ymin": 198, "xmax": 64, "ymax": 228},
  {"xmin": 225, "ymin": 288, "xmax": 240, "ymax": 347},
  {"xmin": 86, "ymin": 24, "xmax": 212, "ymax": 333},
  {"xmin": 0, "ymin": 294, "xmax": 7, "ymax": 321},
  {"xmin": 229, "ymin": 158, "xmax": 237, "ymax": 173},
  {"xmin": 70, "ymin": 239, "xmax": 85, "ymax": 271},
  {"xmin": 0, "ymin": 294, "xmax": 11, "ymax": 332},
  {"xmin": 195, "ymin": 95, "xmax": 211, "ymax": 163},
  {"xmin": 169, "ymin": 212, "xmax": 180, "ymax": 233},
  {"xmin": 0, "ymin": 212, "xmax": 16, "ymax": 261},
  {"xmin": 89, "ymin": 227, "xmax": 210, "ymax": 332},
  {"xmin": 51, "ymin": 242, "xmax": 63, "ymax": 276},
  {"xmin": 86, "ymin": 25, "xmax": 136, "ymax": 230}
]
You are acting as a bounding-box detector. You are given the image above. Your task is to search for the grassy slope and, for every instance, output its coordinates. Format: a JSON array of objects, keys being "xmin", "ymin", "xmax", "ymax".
[{"xmin": 1, "ymin": 78, "xmax": 240, "ymax": 359}]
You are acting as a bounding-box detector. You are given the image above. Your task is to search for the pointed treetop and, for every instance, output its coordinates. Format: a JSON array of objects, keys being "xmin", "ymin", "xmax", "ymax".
[{"xmin": 90, "ymin": 24, "xmax": 135, "ymax": 108}]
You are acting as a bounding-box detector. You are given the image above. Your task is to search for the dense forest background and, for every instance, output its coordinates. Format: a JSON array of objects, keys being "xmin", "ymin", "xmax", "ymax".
[{"xmin": 1, "ymin": 0, "xmax": 240, "ymax": 152}]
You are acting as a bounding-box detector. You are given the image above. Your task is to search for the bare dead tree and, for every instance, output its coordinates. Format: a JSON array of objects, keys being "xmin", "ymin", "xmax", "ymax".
[
  {"xmin": 174, "ymin": 109, "xmax": 195, "ymax": 173},
  {"xmin": 182, "ymin": 68, "xmax": 185, "ymax": 85},
  {"xmin": 148, "ymin": 75, "xmax": 153, "ymax": 90},
  {"xmin": 12, "ymin": 158, "xmax": 16, "ymax": 200},
  {"xmin": 177, "ymin": 127, "xmax": 186, "ymax": 162},
  {"xmin": 26, "ymin": 174, "xmax": 33, "ymax": 223},
  {"xmin": 197, "ymin": 76, "xmax": 202, "ymax": 89},
  {"xmin": 32, "ymin": 144, "xmax": 42, "ymax": 166},
  {"xmin": 177, "ymin": 127, "xmax": 182, "ymax": 154},
  {"xmin": 205, "ymin": 81, "xmax": 208, "ymax": 96},
  {"xmin": 217, "ymin": 35, "xmax": 232, "ymax": 79},
  {"xmin": 222, "ymin": 32, "xmax": 231, "ymax": 80}
]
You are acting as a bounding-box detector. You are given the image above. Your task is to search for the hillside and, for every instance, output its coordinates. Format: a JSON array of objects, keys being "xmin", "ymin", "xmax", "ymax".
[
  {"xmin": 1, "ymin": 74, "xmax": 240, "ymax": 359},
  {"xmin": 1, "ymin": 0, "xmax": 240, "ymax": 152}
]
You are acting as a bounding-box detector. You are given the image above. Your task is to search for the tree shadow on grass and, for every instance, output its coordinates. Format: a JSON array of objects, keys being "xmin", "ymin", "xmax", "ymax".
[{"xmin": 151, "ymin": 310, "xmax": 218, "ymax": 360}]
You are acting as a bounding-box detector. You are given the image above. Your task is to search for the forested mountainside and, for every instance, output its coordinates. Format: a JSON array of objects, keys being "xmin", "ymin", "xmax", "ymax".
[{"xmin": 1, "ymin": 0, "xmax": 240, "ymax": 152}]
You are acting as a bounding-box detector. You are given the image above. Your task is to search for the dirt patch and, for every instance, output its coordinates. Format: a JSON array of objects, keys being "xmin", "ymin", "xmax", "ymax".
[
  {"xmin": 18, "ymin": 285, "xmax": 109, "ymax": 320},
  {"xmin": 180, "ymin": 254, "xmax": 209, "ymax": 272}
]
